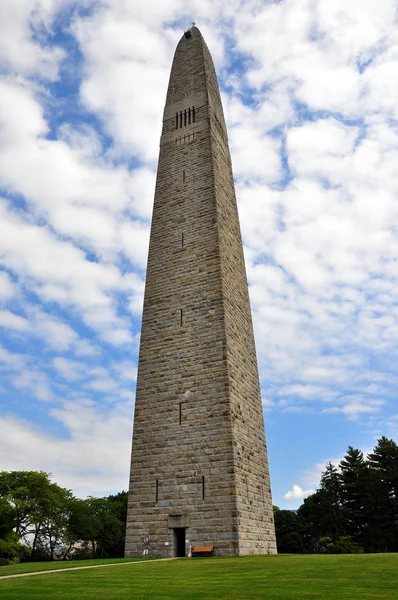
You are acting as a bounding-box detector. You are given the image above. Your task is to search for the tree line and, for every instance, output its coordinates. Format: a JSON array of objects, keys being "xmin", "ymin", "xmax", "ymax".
[
  {"xmin": 274, "ymin": 436, "xmax": 398, "ymax": 554},
  {"xmin": 0, "ymin": 471, "xmax": 127, "ymax": 563},
  {"xmin": 1, "ymin": 435, "xmax": 397, "ymax": 563}
]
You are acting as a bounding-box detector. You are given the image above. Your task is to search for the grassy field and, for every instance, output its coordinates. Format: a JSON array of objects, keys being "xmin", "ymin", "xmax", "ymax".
[
  {"xmin": 0, "ymin": 557, "xmax": 140, "ymax": 577},
  {"xmin": 0, "ymin": 554, "xmax": 397, "ymax": 599}
]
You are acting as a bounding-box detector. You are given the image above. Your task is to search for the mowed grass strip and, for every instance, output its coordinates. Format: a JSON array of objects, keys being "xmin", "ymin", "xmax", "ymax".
[
  {"xmin": 0, "ymin": 554, "xmax": 397, "ymax": 600},
  {"xmin": 0, "ymin": 557, "xmax": 141, "ymax": 576}
]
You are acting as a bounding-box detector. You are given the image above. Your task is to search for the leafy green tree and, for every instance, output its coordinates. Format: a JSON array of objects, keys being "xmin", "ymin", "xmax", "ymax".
[
  {"xmin": 96, "ymin": 492, "xmax": 127, "ymax": 558},
  {"xmin": 297, "ymin": 491, "xmax": 335, "ymax": 551},
  {"xmin": 0, "ymin": 471, "xmax": 51, "ymax": 541},
  {"xmin": 41, "ymin": 485, "xmax": 74, "ymax": 560},
  {"xmin": 0, "ymin": 471, "xmax": 73, "ymax": 560},
  {"xmin": 0, "ymin": 497, "xmax": 19, "ymax": 560},
  {"xmin": 65, "ymin": 498, "xmax": 97, "ymax": 557},
  {"xmin": 273, "ymin": 507, "xmax": 312, "ymax": 553},
  {"xmin": 66, "ymin": 493, "xmax": 127, "ymax": 559},
  {"xmin": 319, "ymin": 535, "xmax": 363, "ymax": 554}
]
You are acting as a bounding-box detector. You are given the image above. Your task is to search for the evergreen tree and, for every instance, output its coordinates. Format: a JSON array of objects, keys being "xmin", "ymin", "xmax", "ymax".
[
  {"xmin": 319, "ymin": 462, "xmax": 345, "ymax": 540},
  {"xmin": 339, "ymin": 447, "xmax": 371, "ymax": 548},
  {"xmin": 367, "ymin": 437, "xmax": 398, "ymax": 551}
]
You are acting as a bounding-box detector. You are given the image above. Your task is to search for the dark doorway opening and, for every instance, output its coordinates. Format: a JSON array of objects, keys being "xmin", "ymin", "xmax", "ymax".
[{"xmin": 173, "ymin": 528, "xmax": 186, "ymax": 557}]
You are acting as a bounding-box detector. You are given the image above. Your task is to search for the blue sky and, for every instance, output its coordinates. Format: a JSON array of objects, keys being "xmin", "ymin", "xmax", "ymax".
[{"xmin": 0, "ymin": 0, "xmax": 398, "ymax": 509}]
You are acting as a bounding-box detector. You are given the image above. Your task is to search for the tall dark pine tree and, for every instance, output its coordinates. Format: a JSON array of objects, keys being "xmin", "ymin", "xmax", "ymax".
[
  {"xmin": 298, "ymin": 462, "xmax": 345, "ymax": 550},
  {"xmin": 319, "ymin": 462, "xmax": 345, "ymax": 540},
  {"xmin": 339, "ymin": 447, "xmax": 370, "ymax": 547},
  {"xmin": 367, "ymin": 437, "xmax": 398, "ymax": 552}
]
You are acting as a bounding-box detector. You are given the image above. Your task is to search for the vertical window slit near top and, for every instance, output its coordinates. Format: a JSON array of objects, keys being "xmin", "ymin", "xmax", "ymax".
[
  {"xmin": 188, "ymin": 107, "xmax": 191, "ymax": 124},
  {"xmin": 183, "ymin": 170, "xmax": 185, "ymax": 183},
  {"xmin": 175, "ymin": 113, "xmax": 178, "ymax": 129},
  {"xmin": 179, "ymin": 403, "xmax": 182, "ymax": 425},
  {"xmin": 179, "ymin": 111, "xmax": 183, "ymax": 128},
  {"xmin": 181, "ymin": 232, "xmax": 184, "ymax": 247},
  {"xmin": 192, "ymin": 106, "xmax": 196, "ymax": 123},
  {"xmin": 155, "ymin": 479, "xmax": 159, "ymax": 504},
  {"xmin": 180, "ymin": 308, "xmax": 183, "ymax": 326},
  {"xmin": 202, "ymin": 476, "xmax": 205, "ymax": 500},
  {"xmin": 184, "ymin": 109, "xmax": 187, "ymax": 126}
]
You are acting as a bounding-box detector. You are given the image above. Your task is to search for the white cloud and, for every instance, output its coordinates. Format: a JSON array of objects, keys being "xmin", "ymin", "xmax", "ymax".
[
  {"xmin": 0, "ymin": 198, "xmax": 137, "ymax": 337},
  {"xmin": 324, "ymin": 398, "xmax": 385, "ymax": 420},
  {"xmin": 283, "ymin": 484, "xmax": 315, "ymax": 501},
  {"xmin": 101, "ymin": 328, "xmax": 134, "ymax": 347},
  {"xmin": 112, "ymin": 361, "xmax": 137, "ymax": 383},
  {"xmin": 0, "ymin": 402, "xmax": 132, "ymax": 497},
  {"xmin": 0, "ymin": 310, "xmax": 30, "ymax": 332},
  {"xmin": 73, "ymin": 13, "xmax": 174, "ymax": 160},
  {"xmin": 1, "ymin": 0, "xmax": 398, "ymax": 508},
  {"xmin": 11, "ymin": 368, "xmax": 53, "ymax": 402},
  {"xmin": 0, "ymin": 0, "xmax": 69, "ymax": 79},
  {"xmin": 0, "ymin": 271, "xmax": 16, "ymax": 302},
  {"xmin": 53, "ymin": 357, "xmax": 85, "ymax": 381},
  {"xmin": 0, "ymin": 344, "xmax": 27, "ymax": 371}
]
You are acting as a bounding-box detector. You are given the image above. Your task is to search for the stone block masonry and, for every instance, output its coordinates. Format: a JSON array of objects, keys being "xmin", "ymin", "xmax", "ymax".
[{"xmin": 125, "ymin": 26, "xmax": 277, "ymax": 558}]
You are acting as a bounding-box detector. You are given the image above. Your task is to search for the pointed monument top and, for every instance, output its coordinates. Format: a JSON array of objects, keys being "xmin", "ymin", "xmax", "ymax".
[
  {"xmin": 166, "ymin": 24, "xmax": 222, "ymax": 113},
  {"xmin": 183, "ymin": 21, "xmax": 197, "ymax": 39}
]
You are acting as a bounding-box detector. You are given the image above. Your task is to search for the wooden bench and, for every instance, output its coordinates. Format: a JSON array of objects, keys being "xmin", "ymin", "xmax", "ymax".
[{"xmin": 192, "ymin": 545, "xmax": 214, "ymax": 557}]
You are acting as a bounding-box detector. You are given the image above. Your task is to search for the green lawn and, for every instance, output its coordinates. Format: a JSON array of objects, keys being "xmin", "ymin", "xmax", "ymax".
[
  {"xmin": 0, "ymin": 554, "xmax": 397, "ymax": 599},
  {"xmin": 0, "ymin": 557, "xmax": 141, "ymax": 577}
]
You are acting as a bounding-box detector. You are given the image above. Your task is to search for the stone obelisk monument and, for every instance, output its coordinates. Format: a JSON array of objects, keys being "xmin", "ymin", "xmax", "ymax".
[{"xmin": 125, "ymin": 26, "xmax": 277, "ymax": 557}]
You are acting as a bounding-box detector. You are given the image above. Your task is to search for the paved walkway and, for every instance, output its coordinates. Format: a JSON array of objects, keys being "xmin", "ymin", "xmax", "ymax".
[{"xmin": 0, "ymin": 558, "xmax": 174, "ymax": 580}]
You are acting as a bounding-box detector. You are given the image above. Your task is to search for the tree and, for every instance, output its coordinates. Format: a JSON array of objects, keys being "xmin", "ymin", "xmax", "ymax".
[
  {"xmin": 0, "ymin": 497, "xmax": 19, "ymax": 561},
  {"xmin": 65, "ymin": 498, "xmax": 98, "ymax": 558},
  {"xmin": 66, "ymin": 493, "xmax": 128, "ymax": 559},
  {"xmin": 319, "ymin": 535, "xmax": 363, "ymax": 554},
  {"xmin": 297, "ymin": 463, "xmax": 345, "ymax": 552},
  {"xmin": 41, "ymin": 485, "xmax": 74, "ymax": 560},
  {"xmin": 96, "ymin": 492, "xmax": 127, "ymax": 558},
  {"xmin": 367, "ymin": 437, "xmax": 398, "ymax": 552},
  {"xmin": 0, "ymin": 471, "xmax": 52, "ymax": 542},
  {"xmin": 0, "ymin": 471, "xmax": 72, "ymax": 560},
  {"xmin": 97, "ymin": 492, "xmax": 127, "ymax": 558},
  {"xmin": 273, "ymin": 507, "xmax": 312, "ymax": 553},
  {"xmin": 339, "ymin": 447, "xmax": 371, "ymax": 547},
  {"xmin": 318, "ymin": 462, "xmax": 345, "ymax": 540},
  {"xmin": 279, "ymin": 439, "xmax": 398, "ymax": 554}
]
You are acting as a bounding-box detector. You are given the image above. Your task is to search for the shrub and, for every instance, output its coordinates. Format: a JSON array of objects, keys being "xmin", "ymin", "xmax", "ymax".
[{"xmin": 320, "ymin": 536, "xmax": 364, "ymax": 554}]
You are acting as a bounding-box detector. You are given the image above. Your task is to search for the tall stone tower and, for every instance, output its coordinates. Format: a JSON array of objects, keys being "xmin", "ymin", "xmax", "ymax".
[{"xmin": 125, "ymin": 26, "xmax": 277, "ymax": 557}]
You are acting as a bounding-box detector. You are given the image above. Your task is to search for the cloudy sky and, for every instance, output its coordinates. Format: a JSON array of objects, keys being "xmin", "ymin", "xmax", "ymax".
[{"xmin": 0, "ymin": 0, "xmax": 397, "ymax": 509}]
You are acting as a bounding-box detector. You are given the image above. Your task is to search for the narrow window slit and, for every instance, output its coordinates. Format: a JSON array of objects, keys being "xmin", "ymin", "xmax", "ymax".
[
  {"xmin": 188, "ymin": 107, "xmax": 191, "ymax": 124},
  {"xmin": 179, "ymin": 111, "xmax": 183, "ymax": 128},
  {"xmin": 202, "ymin": 476, "xmax": 205, "ymax": 501},
  {"xmin": 179, "ymin": 403, "xmax": 182, "ymax": 425},
  {"xmin": 155, "ymin": 479, "xmax": 159, "ymax": 504},
  {"xmin": 192, "ymin": 106, "xmax": 196, "ymax": 123},
  {"xmin": 180, "ymin": 308, "xmax": 183, "ymax": 327},
  {"xmin": 175, "ymin": 113, "xmax": 178, "ymax": 129},
  {"xmin": 184, "ymin": 109, "xmax": 187, "ymax": 126},
  {"xmin": 183, "ymin": 170, "xmax": 186, "ymax": 182},
  {"xmin": 181, "ymin": 232, "xmax": 184, "ymax": 247}
]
